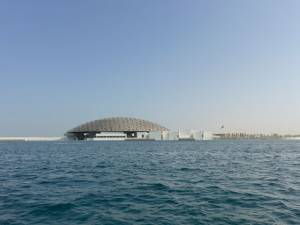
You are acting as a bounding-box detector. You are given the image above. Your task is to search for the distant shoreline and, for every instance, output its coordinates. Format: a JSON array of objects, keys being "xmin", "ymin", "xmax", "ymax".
[
  {"xmin": 0, "ymin": 137, "xmax": 63, "ymax": 141},
  {"xmin": 0, "ymin": 136, "xmax": 299, "ymax": 142}
]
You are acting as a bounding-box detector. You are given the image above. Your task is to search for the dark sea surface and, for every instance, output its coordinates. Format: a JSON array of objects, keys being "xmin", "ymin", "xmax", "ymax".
[{"xmin": 1, "ymin": 140, "xmax": 300, "ymax": 225}]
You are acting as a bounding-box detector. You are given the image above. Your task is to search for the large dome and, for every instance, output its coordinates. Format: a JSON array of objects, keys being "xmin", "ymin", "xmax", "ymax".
[{"xmin": 67, "ymin": 117, "xmax": 168, "ymax": 133}]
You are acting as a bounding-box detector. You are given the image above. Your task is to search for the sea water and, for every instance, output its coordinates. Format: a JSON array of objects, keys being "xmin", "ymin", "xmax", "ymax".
[{"xmin": 0, "ymin": 140, "xmax": 300, "ymax": 224}]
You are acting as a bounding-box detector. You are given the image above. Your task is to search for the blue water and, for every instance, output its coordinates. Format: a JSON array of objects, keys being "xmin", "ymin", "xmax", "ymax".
[{"xmin": 1, "ymin": 140, "xmax": 300, "ymax": 225}]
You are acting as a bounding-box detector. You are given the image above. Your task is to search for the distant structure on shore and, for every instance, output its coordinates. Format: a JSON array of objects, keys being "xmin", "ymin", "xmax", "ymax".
[
  {"xmin": 214, "ymin": 132, "xmax": 300, "ymax": 140},
  {"xmin": 66, "ymin": 117, "xmax": 168, "ymax": 141},
  {"xmin": 65, "ymin": 117, "xmax": 300, "ymax": 141},
  {"xmin": 1, "ymin": 117, "xmax": 299, "ymax": 142},
  {"xmin": 65, "ymin": 117, "xmax": 215, "ymax": 141}
]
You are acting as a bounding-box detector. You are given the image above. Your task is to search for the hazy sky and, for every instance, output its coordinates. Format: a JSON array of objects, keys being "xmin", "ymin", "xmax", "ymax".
[{"xmin": 1, "ymin": 0, "xmax": 300, "ymax": 136}]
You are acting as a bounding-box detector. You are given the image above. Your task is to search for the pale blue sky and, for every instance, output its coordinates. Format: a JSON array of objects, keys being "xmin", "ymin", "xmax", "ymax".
[{"xmin": 1, "ymin": 0, "xmax": 300, "ymax": 136}]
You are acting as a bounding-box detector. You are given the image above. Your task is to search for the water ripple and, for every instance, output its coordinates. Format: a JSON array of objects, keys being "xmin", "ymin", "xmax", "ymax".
[{"xmin": 0, "ymin": 140, "xmax": 300, "ymax": 224}]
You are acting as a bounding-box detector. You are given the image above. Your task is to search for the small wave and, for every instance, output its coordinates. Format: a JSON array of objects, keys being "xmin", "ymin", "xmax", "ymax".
[
  {"xmin": 29, "ymin": 202, "xmax": 75, "ymax": 216},
  {"xmin": 136, "ymin": 182, "xmax": 172, "ymax": 192},
  {"xmin": 179, "ymin": 167, "xmax": 204, "ymax": 172}
]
